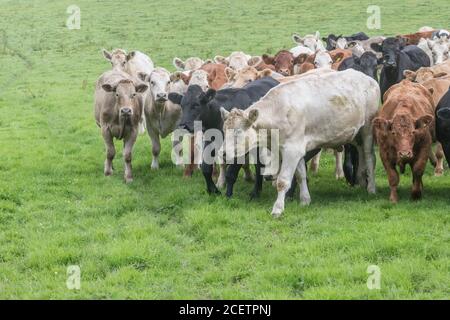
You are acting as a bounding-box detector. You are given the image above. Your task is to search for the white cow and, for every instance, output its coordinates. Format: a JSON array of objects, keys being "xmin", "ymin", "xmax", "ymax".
[
  {"xmin": 138, "ymin": 68, "xmax": 182, "ymax": 169},
  {"xmin": 173, "ymin": 57, "xmax": 207, "ymax": 71},
  {"xmin": 417, "ymin": 38, "xmax": 434, "ymax": 66},
  {"xmin": 221, "ymin": 69, "xmax": 380, "ymax": 217}
]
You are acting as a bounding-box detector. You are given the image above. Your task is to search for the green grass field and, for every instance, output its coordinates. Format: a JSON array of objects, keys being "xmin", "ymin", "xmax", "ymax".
[{"xmin": 0, "ymin": 0, "xmax": 449, "ymax": 299}]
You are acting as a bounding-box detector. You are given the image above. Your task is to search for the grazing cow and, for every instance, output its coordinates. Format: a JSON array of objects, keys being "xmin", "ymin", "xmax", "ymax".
[
  {"xmin": 214, "ymin": 52, "xmax": 251, "ymax": 71},
  {"xmin": 371, "ymin": 37, "xmax": 431, "ymax": 101},
  {"xmin": 262, "ymin": 50, "xmax": 303, "ymax": 76},
  {"xmin": 373, "ymin": 80, "xmax": 435, "ymax": 202},
  {"xmin": 426, "ymin": 38, "xmax": 450, "ymax": 64},
  {"xmin": 138, "ymin": 68, "xmax": 182, "ymax": 169},
  {"xmin": 403, "ymin": 60, "xmax": 450, "ymax": 83},
  {"xmin": 225, "ymin": 66, "xmax": 272, "ymax": 88},
  {"xmin": 168, "ymin": 77, "xmax": 279, "ymax": 195},
  {"xmin": 398, "ymin": 30, "xmax": 434, "ymax": 45},
  {"xmin": 94, "ymin": 70, "xmax": 148, "ymax": 182},
  {"xmin": 292, "ymin": 32, "xmax": 325, "ymax": 51},
  {"xmin": 222, "ymin": 69, "xmax": 379, "ymax": 217},
  {"xmin": 248, "ymin": 56, "xmax": 276, "ymax": 71},
  {"xmin": 323, "ymin": 32, "xmax": 369, "ymax": 50},
  {"xmin": 436, "ymin": 88, "xmax": 450, "ymax": 166},
  {"xmin": 173, "ymin": 57, "xmax": 205, "ymax": 71}
]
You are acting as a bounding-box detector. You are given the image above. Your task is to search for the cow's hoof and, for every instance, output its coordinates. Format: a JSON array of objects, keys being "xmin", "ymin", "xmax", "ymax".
[
  {"xmin": 300, "ymin": 195, "xmax": 311, "ymax": 206},
  {"xmin": 249, "ymin": 191, "xmax": 260, "ymax": 200},
  {"xmin": 335, "ymin": 173, "xmax": 345, "ymax": 180},
  {"xmin": 125, "ymin": 177, "xmax": 133, "ymax": 183},
  {"xmin": 434, "ymin": 170, "xmax": 443, "ymax": 177},
  {"xmin": 104, "ymin": 170, "xmax": 113, "ymax": 176},
  {"xmin": 151, "ymin": 159, "xmax": 159, "ymax": 170},
  {"xmin": 389, "ymin": 196, "xmax": 398, "ymax": 204},
  {"xmin": 271, "ymin": 210, "xmax": 283, "ymax": 218},
  {"xmin": 411, "ymin": 191, "xmax": 422, "ymax": 201}
]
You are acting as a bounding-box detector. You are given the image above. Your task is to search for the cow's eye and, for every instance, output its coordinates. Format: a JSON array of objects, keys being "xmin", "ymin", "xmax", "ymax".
[
  {"xmin": 115, "ymin": 93, "xmax": 119, "ymax": 97},
  {"xmin": 150, "ymin": 81, "xmax": 155, "ymax": 86},
  {"xmin": 132, "ymin": 93, "xmax": 136, "ymax": 98}
]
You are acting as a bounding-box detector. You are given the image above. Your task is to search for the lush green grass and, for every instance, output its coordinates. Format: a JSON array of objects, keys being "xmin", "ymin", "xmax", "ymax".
[{"xmin": 0, "ymin": 0, "xmax": 449, "ymax": 299}]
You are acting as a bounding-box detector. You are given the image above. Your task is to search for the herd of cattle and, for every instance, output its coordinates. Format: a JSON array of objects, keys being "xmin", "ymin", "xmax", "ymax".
[{"xmin": 94, "ymin": 26, "xmax": 450, "ymax": 217}]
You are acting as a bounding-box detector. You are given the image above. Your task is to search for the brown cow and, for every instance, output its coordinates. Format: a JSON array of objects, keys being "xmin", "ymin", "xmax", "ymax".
[
  {"xmin": 94, "ymin": 70, "xmax": 148, "ymax": 183},
  {"xmin": 373, "ymin": 80, "xmax": 435, "ymax": 202},
  {"xmin": 404, "ymin": 60, "xmax": 450, "ymax": 83},
  {"xmin": 262, "ymin": 50, "xmax": 302, "ymax": 76},
  {"xmin": 329, "ymin": 49, "xmax": 353, "ymax": 70},
  {"xmin": 397, "ymin": 30, "xmax": 435, "ymax": 45}
]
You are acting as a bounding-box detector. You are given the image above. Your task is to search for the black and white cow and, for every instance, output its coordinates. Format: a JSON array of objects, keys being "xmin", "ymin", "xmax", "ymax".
[
  {"xmin": 436, "ymin": 87, "xmax": 450, "ymax": 167},
  {"xmin": 323, "ymin": 32, "xmax": 370, "ymax": 51},
  {"xmin": 371, "ymin": 37, "xmax": 431, "ymax": 101},
  {"xmin": 168, "ymin": 77, "xmax": 279, "ymax": 196}
]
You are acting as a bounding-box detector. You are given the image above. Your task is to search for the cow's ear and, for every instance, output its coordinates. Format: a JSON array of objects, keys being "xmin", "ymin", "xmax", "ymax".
[
  {"xmin": 173, "ymin": 57, "xmax": 185, "ymax": 70},
  {"xmin": 203, "ymin": 58, "xmax": 214, "ymax": 65},
  {"xmin": 314, "ymin": 31, "xmax": 320, "ymax": 40},
  {"xmin": 170, "ymin": 71, "xmax": 182, "ymax": 82},
  {"xmin": 137, "ymin": 72, "xmax": 149, "ymax": 82},
  {"xmin": 220, "ymin": 107, "xmax": 230, "ymax": 120},
  {"xmin": 371, "ymin": 43, "xmax": 383, "ymax": 52},
  {"xmin": 102, "ymin": 83, "xmax": 116, "ymax": 92},
  {"xmin": 180, "ymin": 72, "xmax": 191, "ymax": 85},
  {"xmin": 332, "ymin": 52, "xmax": 345, "ymax": 63},
  {"xmin": 225, "ymin": 67, "xmax": 236, "ymax": 81},
  {"xmin": 201, "ymin": 89, "xmax": 216, "ymax": 105},
  {"xmin": 347, "ymin": 41, "xmax": 357, "ymax": 48},
  {"xmin": 247, "ymin": 109, "xmax": 259, "ymax": 125},
  {"xmin": 292, "ymin": 33, "xmax": 303, "ymax": 44},
  {"xmin": 102, "ymin": 49, "xmax": 112, "ymax": 61},
  {"xmin": 214, "ymin": 55, "xmax": 228, "ymax": 65},
  {"xmin": 433, "ymin": 72, "xmax": 447, "ymax": 78},
  {"xmin": 248, "ymin": 56, "xmax": 262, "ymax": 67},
  {"xmin": 415, "ymin": 114, "xmax": 433, "ymax": 129},
  {"xmin": 135, "ymin": 83, "xmax": 148, "ymax": 93},
  {"xmin": 403, "ymin": 70, "xmax": 416, "ymax": 81},
  {"xmin": 428, "ymin": 87, "xmax": 434, "ymax": 95},
  {"xmin": 258, "ymin": 69, "xmax": 272, "ymax": 79},
  {"xmin": 295, "ymin": 53, "xmax": 309, "ymax": 65},
  {"xmin": 426, "ymin": 39, "xmax": 435, "ymax": 49},
  {"xmin": 262, "ymin": 54, "xmax": 275, "ymax": 65},
  {"xmin": 126, "ymin": 51, "xmax": 135, "ymax": 61},
  {"xmin": 372, "ymin": 117, "xmax": 390, "ymax": 131},
  {"xmin": 168, "ymin": 92, "xmax": 183, "ymax": 105}
]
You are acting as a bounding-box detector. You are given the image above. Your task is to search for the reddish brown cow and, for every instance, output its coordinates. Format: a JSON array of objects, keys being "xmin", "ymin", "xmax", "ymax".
[
  {"xmin": 262, "ymin": 50, "xmax": 301, "ymax": 76},
  {"xmin": 201, "ymin": 63, "xmax": 228, "ymax": 89},
  {"xmin": 373, "ymin": 80, "xmax": 435, "ymax": 203},
  {"xmin": 329, "ymin": 49, "xmax": 353, "ymax": 70},
  {"xmin": 248, "ymin": 56, "xmax": 276, "ymax": 71},
  {"xmin": 397, "ymin": 30, "xmax": 435, "ymax": 45}
]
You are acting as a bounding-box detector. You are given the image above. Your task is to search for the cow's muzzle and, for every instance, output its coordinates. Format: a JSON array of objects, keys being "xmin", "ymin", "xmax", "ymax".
[
  {"xmin": 120, "ymin": 107, "xmax": 133, "ymax": 117},
  {"xmin": 156, "ymin": 93, "xmax": 168, "ymax": 102},
  {"xmin": 398, "ymin": 150, "xmax": 413, "ymax": 161}
]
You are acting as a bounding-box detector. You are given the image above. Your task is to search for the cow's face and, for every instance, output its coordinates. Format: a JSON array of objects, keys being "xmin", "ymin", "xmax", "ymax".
[
  {"xmin": 373, "ymin": 113, "xmax": 433, "ymax": 162},
  {"xmin": 168, "ymin": 85, "xmax": 204, "ymax": 132},
  {"xmin": 189, "ymin": 70, "xmax": 210, "ymax": 92},
  {"xmin": 143, "ymin": 69, "xmax": 171, "ymax": 103},
  {"xmin": 173, "ymin": 57, "xmax": 204, "ymax": 71},
  {"xmin": 226, "ymin": 66, "xmax": 271, "ymax": 88},
  {"xmin": 102, "ymin": 80, "xmax": 148, "ymax": 123},
  {"xmin": 103, "ymin": 49, "xmax": 128, "ymax": 70},
  {"xmin": 427, "ymin": 38, "xmax": 449, "ymax": 64},
  {"xmin": 404, "ymin": 68, "xmax": 448, "ymax": 83},
  {"xmin": 263, "ymin": 51, "xmax": 294, "ymax": 76},
  {"xmin": 314, "ymin": 52, "xmax": 333, "ymax": 69},
  {"xmin": 228, "ymin": 52, "xmax": 250, "ymax": 71},
  {"xmin": 359, "ymin": 52, "xmax": 379, "ymax": 80},
  {"xmin": 372, "ymin": 38, "xmax": 403, "ymax": 68}
]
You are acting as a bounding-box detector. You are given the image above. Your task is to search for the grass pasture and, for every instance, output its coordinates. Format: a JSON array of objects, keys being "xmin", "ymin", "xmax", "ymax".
[{"xmin": 0, "ymin": 0, "xmax": 449, "ymax": 299}]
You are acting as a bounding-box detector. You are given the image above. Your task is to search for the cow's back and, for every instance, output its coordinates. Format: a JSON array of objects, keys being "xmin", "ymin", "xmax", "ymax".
[{"xmin": 403, "ymin": 45, "xmax": 431, "ymax": 69}]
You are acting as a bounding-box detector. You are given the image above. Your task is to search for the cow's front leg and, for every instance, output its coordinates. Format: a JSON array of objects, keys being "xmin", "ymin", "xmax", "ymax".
[
  {"xmin": 411, "ymin": 146, "xmax": 429, "ymax": 200},
  {"xmin": 123, "ymin": 131, "xmax": 137, "ymax": 183},
  {"xmin": 172, "ymin": 135, "xmax": 184, "ymax": 168},
  {"xmin": 310, "ymin": 150, "xmax": 321, "ymax": 173},
  {"xmin": 102, "ymin": 127, "xmax": 115, "ymax": 176},
  {"xmin": 225, "ymin": 163, "xmax": 242, "ymax": 198},
  {"xmin": 334, "ymin": 149, "xmax": 345, "ymax": 179},
  {"xmin": 202, "ymin": 162, "xmax": 220, "ymax": 194},
  {"xmin": 295, "ymin": 158, "xmax": 311, "ymax": 205},
  {"xmin": 243, "ymin": 163, "xmax": 254, "ymax": 182},
  {"xmin": 272, "ymin": 145, "xmax": 304, "ymax": 217},
  {"xmin": 146, "ymin": 124, "xmax": 161, "ymax": 170},
  {"xmin": 434, "ymin": 143, "xmax": 444, "ymax": 176},
  {"xmin": 216, "ymin": 163, "xmax": 226, "ymax": 189},
  {"xmin": 250, "ymin": 161, "xmax": 263, "ymax": 200},
  {"xmin": 361, "ymin": 125, "xmax": 376, "ymax": 194}
]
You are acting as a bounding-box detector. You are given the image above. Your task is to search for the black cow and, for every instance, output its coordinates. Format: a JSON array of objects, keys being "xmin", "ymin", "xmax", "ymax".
[
  {"xmin": 338, "ymin": 52, "xmax": 379, "ymax": 187},
  {"xmin": 436, "ymin": 87, "xmax": 450, "ymax": 166},
  {"xmin": 323, "ymin": 32, "xmax": 369, "ymax": 50},
  {"xmin": 371, "ymin": 37, "xmax": 431, "ymax": 101},
  {"xmin": 168, "ymin": 77, "xmax": 279, "ymax": 195}
]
